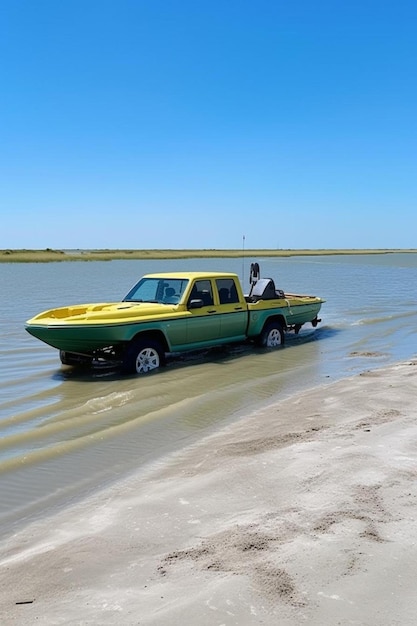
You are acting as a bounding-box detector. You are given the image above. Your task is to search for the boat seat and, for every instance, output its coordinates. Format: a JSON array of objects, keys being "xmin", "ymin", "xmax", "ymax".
[{"xmin": 249, "ymin": 278, "xmax": 278, "ymax": 301}]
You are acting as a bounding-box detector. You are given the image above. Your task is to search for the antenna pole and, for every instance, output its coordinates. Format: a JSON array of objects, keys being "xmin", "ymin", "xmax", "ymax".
[{"xmin": 242, "ymin": 235, "xmax": 245, "ymax": 284}]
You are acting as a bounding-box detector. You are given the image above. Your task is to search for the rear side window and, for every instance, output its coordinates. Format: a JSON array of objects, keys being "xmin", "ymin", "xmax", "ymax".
[{"xmin": 216, "ymin": 279, "xmax": 240, "ymax": 304}]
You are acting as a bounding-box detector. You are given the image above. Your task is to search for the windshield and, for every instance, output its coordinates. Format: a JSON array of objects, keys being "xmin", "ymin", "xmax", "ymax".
[{"xmin": 123, "ymin": 278, "xmax": 189, "ymax": 304}]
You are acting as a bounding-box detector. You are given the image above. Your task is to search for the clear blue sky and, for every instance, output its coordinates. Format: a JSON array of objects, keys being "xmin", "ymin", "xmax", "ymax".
[{"xmin": 1, "ymin": 1, "xmax": 416, "ymax": 250}]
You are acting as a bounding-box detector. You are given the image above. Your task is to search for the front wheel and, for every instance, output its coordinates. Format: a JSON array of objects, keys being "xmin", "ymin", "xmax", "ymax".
[
  {"xmin": 122, "ymin": 339, "xmax": 165, "ymax": 374},
  {"xmin": 258, "ymin": 321, "xmax": 285, "ymax": 348}
]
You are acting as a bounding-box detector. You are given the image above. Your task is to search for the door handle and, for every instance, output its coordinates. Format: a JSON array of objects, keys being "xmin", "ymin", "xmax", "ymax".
[
  {"xmin": 234, "ymin": 306, "xmax": 243, "ymax": 310},
  {"xmin": 207, "ymin": 309, "xmax": 217, "ymax": 314}
]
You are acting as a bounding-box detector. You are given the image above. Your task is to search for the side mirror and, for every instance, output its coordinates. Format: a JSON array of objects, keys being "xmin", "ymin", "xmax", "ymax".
[{"xmin": 188, "ymin": 299, "xmax": 204, "ymax": 309}]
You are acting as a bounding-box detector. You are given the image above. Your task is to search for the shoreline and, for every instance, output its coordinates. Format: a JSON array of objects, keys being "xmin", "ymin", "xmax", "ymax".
[
  {"xmin": 2, "ymin": 247, "xmax": 417, "ymax": 263},
  {"xmin": 1, "ymin": 359, "xmax": 417, "ymax": 624}
]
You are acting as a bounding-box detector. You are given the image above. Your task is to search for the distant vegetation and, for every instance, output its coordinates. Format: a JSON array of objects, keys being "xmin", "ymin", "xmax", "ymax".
[{"xmin": 1, "ymin": 248, "xmax": 417, "ymax": 263}]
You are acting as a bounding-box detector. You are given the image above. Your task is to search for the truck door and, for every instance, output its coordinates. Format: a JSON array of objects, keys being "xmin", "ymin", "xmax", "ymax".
[
  {"xmin": 215, "ymin": 278, "xmax": 247, "ymax": 341},
  {"xmin": 186, "ymin": 279, "xmax": 221, "ymax": 344}
]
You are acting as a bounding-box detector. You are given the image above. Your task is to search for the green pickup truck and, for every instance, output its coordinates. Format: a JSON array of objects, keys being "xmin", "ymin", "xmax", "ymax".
[{"xmin": 26, "ymin": 266, "xmax": 324, "ymax": 374}]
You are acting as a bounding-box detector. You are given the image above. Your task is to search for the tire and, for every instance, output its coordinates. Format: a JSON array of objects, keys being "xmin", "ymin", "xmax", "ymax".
[
  {"xmin": 59, "ymin": 350, "xmax": 92, "ymax": 366},
  {"xmin": 122, "ymin": 338, "xmax": 165, "ymax": 374},
  {"xmin": 258, "ymin": 321, "xmax": 285, "ymax": 348}
]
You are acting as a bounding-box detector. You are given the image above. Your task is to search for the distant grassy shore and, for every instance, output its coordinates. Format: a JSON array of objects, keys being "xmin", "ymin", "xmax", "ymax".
[{"xmin": 1, "ymin": 248, "xmax": 417, "ymax": 263}]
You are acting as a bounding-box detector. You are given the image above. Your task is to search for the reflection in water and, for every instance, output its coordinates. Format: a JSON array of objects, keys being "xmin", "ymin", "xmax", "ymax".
[{"xmin": 1, "ymin": 254, "xmax": 417, "ymax": 536}]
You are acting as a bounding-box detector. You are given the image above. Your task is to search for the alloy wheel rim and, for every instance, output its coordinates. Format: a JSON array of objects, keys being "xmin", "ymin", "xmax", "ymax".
[
  {"xmin": 267, "ymin": 329, "xmax": 282, "ymax": 347},
  {"xmin": 136, "ymin": 348, "xmax": 160, "ymax": 373}
]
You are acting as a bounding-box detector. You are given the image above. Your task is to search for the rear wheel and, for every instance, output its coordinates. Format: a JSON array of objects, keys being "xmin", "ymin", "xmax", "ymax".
[
  {"xmin": 122, "ymin": 338, "xmax": 165, "ymax": 374},
  {"xmin": 259, "ymin": 321, "xmax": 285, "ymax": 348}
]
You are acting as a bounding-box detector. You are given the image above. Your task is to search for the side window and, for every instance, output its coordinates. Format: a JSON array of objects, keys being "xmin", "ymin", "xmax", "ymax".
[
  {"xmin": 216, "ymin": 279, "xmax": 240, "ymax": 304},
  {"xmin": 188, "ymin": 280, "xmax": 214, "ymax": 306}
]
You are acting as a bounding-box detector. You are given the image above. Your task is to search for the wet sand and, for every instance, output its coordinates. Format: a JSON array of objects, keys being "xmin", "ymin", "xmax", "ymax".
[{"xmin": 1, "ymin": 360, "xmax": 417, "ymax": 625}]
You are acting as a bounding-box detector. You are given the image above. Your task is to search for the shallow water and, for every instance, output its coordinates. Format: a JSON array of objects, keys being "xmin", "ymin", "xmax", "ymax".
[{"xmin": 1, "ymin": 254, "xmax": 416, "ymax": 536}]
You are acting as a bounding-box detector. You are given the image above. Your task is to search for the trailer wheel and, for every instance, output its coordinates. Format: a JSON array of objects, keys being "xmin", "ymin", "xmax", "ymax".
[
  {"xmin": 122, "ymin": 338, "xmax": 165, "ymax": 374},
  {"xmin": 59, "ymin": 350, "xmax": 92, "ymax": 366},
  {"xmin": 259, "ymin": 321, "xmax": 285, "ymax": 348}
]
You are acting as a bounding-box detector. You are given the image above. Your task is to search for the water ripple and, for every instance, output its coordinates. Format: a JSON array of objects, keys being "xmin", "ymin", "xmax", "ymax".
[{"xmin": 1, "ymin": 254, "xmax": 417, "ymax": 536}]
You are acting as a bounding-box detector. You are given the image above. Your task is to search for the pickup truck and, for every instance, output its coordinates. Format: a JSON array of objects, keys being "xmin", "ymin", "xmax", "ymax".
[{"xmin": 25, "ymin": 265, "xmax": 324, "ymax": 374}]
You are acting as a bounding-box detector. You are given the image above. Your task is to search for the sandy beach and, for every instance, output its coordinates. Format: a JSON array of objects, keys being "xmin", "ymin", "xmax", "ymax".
[{"xmin": 1, "ymin": 360, "xmax": 417, "ymax": 625}]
